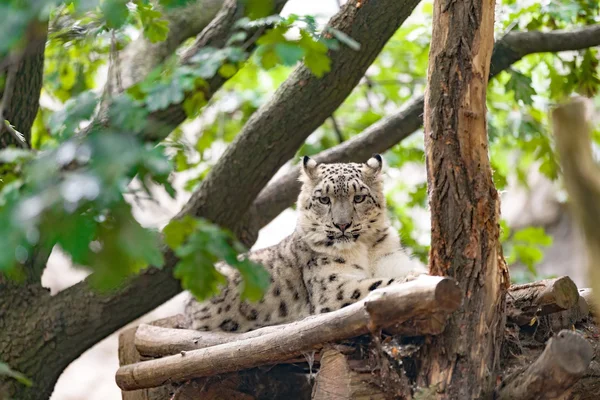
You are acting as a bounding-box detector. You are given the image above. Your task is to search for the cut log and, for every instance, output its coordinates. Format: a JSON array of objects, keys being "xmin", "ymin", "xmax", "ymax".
[
  {"xmin": 136, "ymin": 313, "xmax": 454, "ymax": 358},
  {"xmin": 578, "ymin": 288, "xmax": 596, "ymax": 317},
  {"xmin": 116, "ymin": 275, "xmax": 461, "ymax": 391},
  {"xmin": 497, "ymin": 330, "xmax": 593, "ymax": 400},
  {"xmin": 118, "ymin": 315, "xmax": 190, "ymax": 400},
  {"xmin": 543, "ymin": 294, "xmax": 590, "ymax": 332},
  {"xmin": 507, "ymin": 276, "xmax": 580, "ymax": 325},
  {"xmin": 311, "ymin": 347, "xmax": 387, "ymax": 400}
]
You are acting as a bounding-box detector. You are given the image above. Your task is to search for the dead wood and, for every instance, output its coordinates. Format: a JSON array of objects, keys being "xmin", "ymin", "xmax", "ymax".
[
  {"xmin": 135, "ymin": 316, "xmax": 450, "ymax": 358},
  {"xmin": 579, "ymin": 288, "xmax": 596, "ymax": 317},
  {"xmin": 507, "ymin": 276, "xmax": 580, "ymax": 325},
  {"xmin": 542, "ymin": 294, "xmax": 590, "ymax": 333},
  {"xmin": 497, "ymin": 330, "xmax": 593, "ymax": 400},
  {"xmin": 118, "ymin": 316, "xmax": 190, "ymax": 400},
  {"xmin": 311, "ymin": 347, "xmax": 388, "ymax": 400},
  {"xmin": 116, "ymin": 276, "xmax": 461, "ymax": 391}
]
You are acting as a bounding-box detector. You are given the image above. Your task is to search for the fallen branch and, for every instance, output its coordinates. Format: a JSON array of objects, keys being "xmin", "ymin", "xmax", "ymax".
[
  {"xmin": 135, "ymin": 311, "xmax": 453, "ymax": 358},
  {"xmin": 116, "ymin": 275, "xmax": 461, "ymax": 390},
  {"xmin": 507, "ymin": 276, "xmax": 580, "ymax": 326},
  {"xmin": 497, "ymin": 330, "xmax": 593, "ymax": 400}
]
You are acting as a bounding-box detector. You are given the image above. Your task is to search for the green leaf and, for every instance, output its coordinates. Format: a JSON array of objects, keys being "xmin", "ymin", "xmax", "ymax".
[
  {"xmin": 174, "ymin": 253, "xmax": 227, "ymax": 301},
  {"xmin": 144, "ymin": 81, "xmax": 185, "ymax": 112},
  {"xmin": 298, "ymin": 32, "xmax": 330, "ymax": 77},
  {"xmin": 218, "ymin": 63, "xmax": 238, "ymax": 78},
  {"xmin": 274, "ymin": 43, "xmax": 304, "ymax": 66},
  {"xmin": 506, "ymin": 69, "xmax": 536, "ymax": 105},
  {"xmin": 0, "ymin": 361, "xmax": 32, "ymax": 387},
  {"xmin": 235, "ymin": 258, "xmax": 270, "ymax": 301},
  {"xmin": 48, "ymin": 91, "xmax": 98, "ymax": 138},
  {"xmin": 101, "ymin": 0, "xmax": 130, "ymax": 29},
  {"xmin": 163, "ymin": 216, "xmax": 197, "ymax": 249},
  {"xmin": 108, "ymin": 94, "xmax": 149, "ymax": 134},
  {"xmin": 137, "ymin": 2, "xmax": 170, "ymax": 43},
  {"xmin": 241, "ymin": 0, "xmax": 275, "ymax": 19},
  {"xmin": 157, "ymin": 0, "xmax": 196, "ymax": 8},
  {"xmin": 144, "ymin": 17, "xmax": 169, "ymax": 43},
  {"xmin": 513, "ymin": 227, "xmax": 553, "ymax": 247},
  {"xmin": 183, "ymin": 91, "xmax": 207, "ymax": 118}
]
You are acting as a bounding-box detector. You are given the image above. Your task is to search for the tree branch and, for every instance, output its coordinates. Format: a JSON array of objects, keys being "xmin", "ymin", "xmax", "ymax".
[
  {"xmin": 491, "ymin": 25, "xmax": 600, "ymax": 76},
  {"xmin": 178, "ymin": 0, "xmax": 422, "ymax": 236},
  {"xmin": 115, "ymin": 276, "xmax": 461, "ymax": 391},
  {"xmin": 4, "ymin": 2, "xmax": 422, "ymax": 397},
  {"xmin": 241, "ymin": 24, "xmax": 600, "ymax": 237},
  {"xmin": 116, "ymin": 0, "xmax": 226, "ymax": 90},
  {"xmin": 99, "ymin": 0, "xmax": 288, "ymax": 143}
]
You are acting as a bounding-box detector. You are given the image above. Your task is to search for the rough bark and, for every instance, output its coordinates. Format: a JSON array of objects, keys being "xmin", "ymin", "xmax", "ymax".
[
  {"xmin": 131, "ymin": 0, "xmax": 289, "ymax": 143},
  {"xmin": 182, "ymin": 0, "xmax": 422, "ymax": 240},
  {"xmin": 116, "ymin": 276, "xmax": 461, "ymax": 390},
  {"xmin": 507, "ymin": 276, "xmax": 580, "ymax": 326},
  {"xmin": 2, "ymin": 2, "xmax": 422, "ymax": 397},
  {"xmin": 2, "ymin": 9, "xmax": 599, "ymax": 400},
  {"xmin": 497, "ymin": 330, "xmax": 593, "ymax": 400},
  {"xmin": 0, "ymin": 21, "xmax": 47, "ymax": 148},
  {"xmin": 242, "ymin": 24, "xmax": 600, "ymax": 236},
  {"xmin": 116, "ymin": 0, "xmax": 226, "ymax": 90},
  {"xmin": 311, "ymin": 347, "xmax": 389, "ymax": 400},
  {"xmin": 415, "ymin": 0, "xmax": 509, "ymax": 398}
]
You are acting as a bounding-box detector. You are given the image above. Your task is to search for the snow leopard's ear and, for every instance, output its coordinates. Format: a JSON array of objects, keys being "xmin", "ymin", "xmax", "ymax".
[
  {"xmin": 300, "ymin": 156, "xmax": 319, "ymax": 182},
  {"xmin": 364, "ymin": 154, "xmax": 383, "ymax": 177}
]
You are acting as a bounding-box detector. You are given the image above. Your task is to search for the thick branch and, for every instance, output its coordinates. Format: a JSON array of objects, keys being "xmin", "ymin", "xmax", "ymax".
[
  {"xmin": 507, "ymin": 276, "xmax": 580, "ymax": 325},
  {"xmin": 116, "ymin": 0, "xmax": 225, "ymax": 90},
  {"xmin": 491, "ymin": 25, "xmax": 600, "ymax": 76},
  {"xmin": 4, "ymin": 3, "xmax": 421, "ymax": 397},
  {"xmin": 497, "ymin": 330, "xmax": 593, "ymax": 400},
  {"xmin": 181, "ymin": 0, "xmax": 422, "ymax": 235},
  {"xmin": 243, "ymin": 24, "xmax": 600, "ymax": 236},
  {"xmin": 116, "ymin": 276, "xmax": 461, "ymax": 390}
]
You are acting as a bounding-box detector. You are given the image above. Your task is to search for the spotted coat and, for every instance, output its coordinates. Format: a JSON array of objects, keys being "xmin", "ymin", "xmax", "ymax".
[{"xmin": 185, "ymin": 155, "xmax": 427, "ymax": 332}]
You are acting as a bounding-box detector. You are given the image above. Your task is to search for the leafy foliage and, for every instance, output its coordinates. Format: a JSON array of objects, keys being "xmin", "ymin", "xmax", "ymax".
[
  {"xmin": 0, "ymin": 0, "xmax": 360, "ymax": 301},
  {"xmin": 2, "ymin": 0, "xmax": 600, "ymax": 303},
  {"xmin": 500, "ymin": 222, "xmax": 554, "ymax": 283},
  {"xmin": 164, "ymin": 216, "xmax": 270, "ymax": 301}
]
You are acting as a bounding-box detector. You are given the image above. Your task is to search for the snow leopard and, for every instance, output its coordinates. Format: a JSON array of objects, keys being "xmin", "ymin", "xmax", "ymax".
[{"xmin": 185, "ymin": 154, "xmax": 428, "ymax": 332}]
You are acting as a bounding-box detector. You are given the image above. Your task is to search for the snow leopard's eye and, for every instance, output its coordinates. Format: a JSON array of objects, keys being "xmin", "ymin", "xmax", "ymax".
[
  {"xmin": 318, "ymin": 196, "xmax": 331, "ymax": 205},
  {"xmin": 353, "ymin": 195, "xmax": 366, "ymax": 203}
]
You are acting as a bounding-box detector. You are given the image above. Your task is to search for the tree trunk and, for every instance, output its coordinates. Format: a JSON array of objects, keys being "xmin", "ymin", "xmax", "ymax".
[{"xmin": 417, "ymin": 0, "xmax": 510, "ymax": 398}]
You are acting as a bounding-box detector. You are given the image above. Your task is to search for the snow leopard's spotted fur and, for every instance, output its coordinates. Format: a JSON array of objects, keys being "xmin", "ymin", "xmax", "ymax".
[{"xmin": 185, "ymin": 155, "xmax": 427, "ymax": 332}]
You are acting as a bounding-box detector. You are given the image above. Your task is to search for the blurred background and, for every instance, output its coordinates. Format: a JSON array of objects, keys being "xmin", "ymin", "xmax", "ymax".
[{"xmin": 31, "ymin": 0, "xmax": 600, "ymax": 397}]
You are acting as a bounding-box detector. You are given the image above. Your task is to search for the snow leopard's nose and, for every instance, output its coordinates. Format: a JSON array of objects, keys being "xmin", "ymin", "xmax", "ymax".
[{"xmin": 334, "ymin": 222, "xmax": 351, "ymax": 233}]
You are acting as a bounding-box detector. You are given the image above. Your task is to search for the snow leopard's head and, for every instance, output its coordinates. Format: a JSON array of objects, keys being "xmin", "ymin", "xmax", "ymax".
[{"xmin": 296, "ymin": 155, "xmax": 387, "ymax": 251}]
